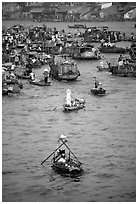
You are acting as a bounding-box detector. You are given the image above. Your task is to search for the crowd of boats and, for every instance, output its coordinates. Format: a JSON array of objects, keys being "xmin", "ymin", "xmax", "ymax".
[
  {"xmin": 2, "ymin": 23, "xmax": 136, "ymax": 176},
  {"xmin": 2, "ymin": 23, "xmax": 136, "ymax": 96}
]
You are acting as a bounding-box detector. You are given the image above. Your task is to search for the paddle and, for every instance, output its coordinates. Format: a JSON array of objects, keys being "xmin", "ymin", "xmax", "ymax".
[
  {"xmin": 41, "ymin": 142, "xmax": 64, "ymax": 165},
  {"xmin": 101, "ymin": 54, "xmax": 110, "ymax": 67},
  {"xmin": 61, "ymin": 139, "xmax": 82, "ymax": 164}
]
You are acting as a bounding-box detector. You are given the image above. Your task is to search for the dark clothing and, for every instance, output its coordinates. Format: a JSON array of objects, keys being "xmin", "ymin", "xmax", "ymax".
[{"xmin": 44, "ymin": 77, "xmax": 48, "ymax": 83}]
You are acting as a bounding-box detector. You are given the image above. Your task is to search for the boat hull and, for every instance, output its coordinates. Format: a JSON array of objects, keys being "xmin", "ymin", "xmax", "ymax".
[
  {"xmin": 99, "ymin": 47, "xmax": 127, "ymax": 54},
  {"xmin": 30, "ymin": 80, "xmax": 51, "ymax": 86},
  {"xmin": 91, "ymin": 88, "xmax": 106, "ymax": 96},
  {"xmin": 57, "ymin": 74, "xmax": 79, "ymax": 81},
  {"xmin": 97, "ymin": 66, "xmax": 110, "ymax": 72},
  {"xmin": 51, "ymin": 158, "xmax": 83, "ymax": 176},
  {"xmin": 63, "ymin": 104, "xmax": 85, "ymax": 112}
]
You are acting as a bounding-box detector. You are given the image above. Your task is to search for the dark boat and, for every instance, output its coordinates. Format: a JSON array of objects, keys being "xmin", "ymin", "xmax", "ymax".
[
  {"xmin": 68, "ymin": 24, "xmax": 87, "ymax": 29},
  {"xmin": 49, "ymin": 57, "xmax": 80, "ymax": 81},
  {"xmin": 99, "ymin": 45, "xmax": 127, "ymax": 54},
  {"xmin": 41, "ymin": 135, "xmax": 83, "ymax": 177},
  {"xmin": 109, "ymin": 63, "xmax": 136, "ymax": 77},
  {"xmin": 91, "ymin": 87, "xmax": 106, "ymax": 96},
  {"xmin": 29, "ymin": 80, "xmax": 51, "ymax": 86}
]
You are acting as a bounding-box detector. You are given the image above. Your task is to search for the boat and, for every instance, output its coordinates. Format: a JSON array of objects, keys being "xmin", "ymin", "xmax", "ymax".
[
  {"xmin": 68, "ymin": 24, "xmax": 87, "ymax": 29},
  {"xmin": 71, "ymin": 46, "xmax": 101, "ymax": 60},
  {"xmin": 49, "ymin": 57, "xmax": 80, "ymax": 81},
  {"xmin": 99, "ymin": 46, "xmax": 128, "ymax": 54},
  {"xmin": 41, "ymin": 135, "xmax": 83, "ymax": 177},
  {"xmin": 91, "ymin": 83, "xmax": 106, "ymax": 96},
  {"xmin": 2, "ymin": 83, "xmax": 21, "ymax": 95},
  {"xmin": 29, "ymin": 80, "xmax": 51, "ymax": 86},
  {"xmin": 109, "ymin": 63, "xmax": 136, "ymax": 77},
  {"xmin": 96, "ymin": 65, "xmax": 110, "ymax": 72},
  {"xmin": 63, "ymin": 89, "xmax": 85, "ymax": 112},
  {"xmin": 91, "ymin": 87, "xmax": 106, "ymax": 96},
  {"xmin": 99, "ymin": 45, "xmax": 128, "ymax": 54}
]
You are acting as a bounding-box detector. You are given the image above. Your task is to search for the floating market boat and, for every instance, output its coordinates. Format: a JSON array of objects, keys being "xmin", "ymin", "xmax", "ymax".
[
  {"xmin": 68, "ymin": 24, "xmax": 87, "ymax": 29},
  {"xmin": 99, "ymin": 45, "xmax": 128, "ymax": 54},
  {"xmin": 71, "ymin": 46, "xmax": 101, "ymax": 60},
  {"xmin": 109, "ymin": 63, "xmax": 136, "ymax": 77},
  {"xmin": 29, "ymin": 80, "xmax": 51, "ymax": 86},
  {"xmin": 63, "ymin": 89, "xmax": 85, "ymax": 112},
  {"xmin": 49, "ymin": 57, "xmax": 80, "ymax": 81},
  {"xmin": 41, "ymin": 135, "xmax": 83, "ymax": 176}
]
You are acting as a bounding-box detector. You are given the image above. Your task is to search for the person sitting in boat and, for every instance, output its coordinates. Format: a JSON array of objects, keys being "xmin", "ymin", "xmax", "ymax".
[
  {"xmin": 93, "ymin": 76, "xmax": 99, "ymax": 88},
  {"xmin": 97, "ymin": 82, "xmax": 103, "ymax": 90},
  {"xmin": 29, "ymin": 72, "xmax": 36, "ymax": 81},
  {"xmin": 57, "ymin": 149, "xmax": 66, "ymax": 163}
]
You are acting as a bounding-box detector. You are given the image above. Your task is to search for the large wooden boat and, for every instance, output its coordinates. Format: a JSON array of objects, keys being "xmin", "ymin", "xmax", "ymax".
[
  {"xmin": 41, "ymin": 135, "xmax": 83, "ymax": 177},
  {"xmin": 109, "ymin": 63, "xmax": 136, "ymax": 77},
  {"xmin": 49, "ymin": 57, "xmax": 80, "ymax": 81},
  {"xmin": 99, "ymin": 45, "xmax": 127, "ymax": 54},
  {"xmin": 68, "ymin": 24, "xmax": 87, "ymax": 29},
  {"xmin": 71, "ymin": 46, "xmax": 101, "ymax": 60}
]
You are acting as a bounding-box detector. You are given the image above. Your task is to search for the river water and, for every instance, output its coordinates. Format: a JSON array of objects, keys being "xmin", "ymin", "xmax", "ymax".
[{"xmin": 2, "ymin": 20, "xmax": 136, "ymax": 202}]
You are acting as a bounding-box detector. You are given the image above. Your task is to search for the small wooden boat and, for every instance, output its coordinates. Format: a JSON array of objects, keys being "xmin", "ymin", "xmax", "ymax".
[
  {"xmin": 2, "ymin": 83, "xmax": 21, "ymax": 95},
  {"xmin": 63, "ymin": 99, "xmax": 85, "ymax": 112},
  {"xmin": 91, "ymin": 87, "xmax": 106, "ymax": 96},
  {"xmin": 96, "ymin": 66, "xmax": 110, "ymax": 72},
  {"xmin": 63, "ymin": 89, "xmax": 85, "ymax": 112},
  {"xmin": 29, "ymin": 80, "xmax": 51, "ymax": 86},
  {"xmin": 41, "ymin": 135, "xmax": 83, "ymax": 177}
]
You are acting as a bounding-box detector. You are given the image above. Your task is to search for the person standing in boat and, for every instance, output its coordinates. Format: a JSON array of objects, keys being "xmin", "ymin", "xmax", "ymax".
[
  {"xmin": 93, "ymin": 76, "xmax": 99, "ymax": 88},
  {"xmin": 43, "ymin": 68, "xmax": 49, "ymax": 83},
  {"xmin": 29, "ymin": 72, "xmax": 36, "ymax": 81}
]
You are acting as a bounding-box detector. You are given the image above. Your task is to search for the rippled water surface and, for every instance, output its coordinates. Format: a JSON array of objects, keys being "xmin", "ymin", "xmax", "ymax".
[{"xmin": 2, "ymin": 20, "xmax": 136, "ymax": 202}]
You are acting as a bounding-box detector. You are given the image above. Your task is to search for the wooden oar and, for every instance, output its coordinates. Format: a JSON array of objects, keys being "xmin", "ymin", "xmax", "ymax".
[
  {"xmin": 41, "ymin": 142, "xmax": 64, "ymax": 165},
  {"xmin": 61, "ymin": 139, "xmax": 82, "ymax": 164},
  {"xmin": 101, "ymin": 54, "xmax": 110, "ymax": 67}
]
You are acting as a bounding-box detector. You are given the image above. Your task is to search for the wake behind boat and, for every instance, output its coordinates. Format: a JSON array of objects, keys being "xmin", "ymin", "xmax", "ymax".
[{"xmin": 41, "ymin": 135, "xmax": 83, "ymax": 177}]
